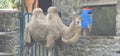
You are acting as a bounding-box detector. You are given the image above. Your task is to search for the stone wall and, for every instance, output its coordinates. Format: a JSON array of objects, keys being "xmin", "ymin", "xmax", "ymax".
[
  {"xmin": 55, "ymin": 0, "xmax": 120, "ymax": 56},
  {"xmin": 0, "ymin": 9, "xmax": 20, "ymax": 55},
  {"xmin": 61, "ymin": 36, "xmax": 120, "ymax": 56},
  {"xmin": 0, "ymin": 9, "xmax": 20, "ymax": 32}
]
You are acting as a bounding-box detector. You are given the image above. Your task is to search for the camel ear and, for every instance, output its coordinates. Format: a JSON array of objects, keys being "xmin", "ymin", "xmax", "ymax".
[{"xmin": 72, "ymin": 19, "xmax": 77, "ymax": 24}]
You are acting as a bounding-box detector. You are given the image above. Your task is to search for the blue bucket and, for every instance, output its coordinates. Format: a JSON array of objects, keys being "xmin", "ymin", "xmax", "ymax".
[{"xmin": 80, "ymin": 8, "xmax": 94, "ymax": 29}]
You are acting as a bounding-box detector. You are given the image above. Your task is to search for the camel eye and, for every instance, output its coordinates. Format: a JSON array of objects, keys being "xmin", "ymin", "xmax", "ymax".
[{"xmin": 77, "ymin": 21, "xmax": 79, "ymax": 24}]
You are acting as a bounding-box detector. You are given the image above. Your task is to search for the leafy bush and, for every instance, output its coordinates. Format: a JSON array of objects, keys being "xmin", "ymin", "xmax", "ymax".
[{"xmin": 0, "ymin": 0, "xmax": 18, "ymax": 9}]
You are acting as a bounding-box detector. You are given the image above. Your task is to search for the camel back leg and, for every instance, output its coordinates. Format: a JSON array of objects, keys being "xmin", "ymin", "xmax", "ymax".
[
  {"xmin": 46, "ymin": 32, "xmax": 59, "ymax": 56},
  {"xmin": 57, "ymin": 40, "xmax": 63, "ymax": 56},
  {"xmin": 46, "ymin": 37, "xmax": 54, "ymax": 56},
  {"xmin": 23, "ymin": 35, "xmax": 35, "ymax": 56},
  {"xmin": 23, "ymin": 44, "xmax": 31, "ymax": 56}
]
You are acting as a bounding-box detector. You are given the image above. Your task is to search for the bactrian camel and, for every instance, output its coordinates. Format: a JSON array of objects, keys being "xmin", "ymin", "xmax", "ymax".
[{"xmin": 23, "ymin": 6, "xmax": 82, "ymax": 56}]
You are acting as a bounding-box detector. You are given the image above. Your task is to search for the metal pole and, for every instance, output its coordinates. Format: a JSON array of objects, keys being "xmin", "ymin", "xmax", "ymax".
[
  {"xmin": 54, "ymin": 45, "xmax": 58, "ymax": 56},
  {"xmin": 19, "ymin": 12, "xmax": 25, "ymax": 56},
  {"xmin": 52, "ymin": 0, "xmax": 54, "ymax": 6}
]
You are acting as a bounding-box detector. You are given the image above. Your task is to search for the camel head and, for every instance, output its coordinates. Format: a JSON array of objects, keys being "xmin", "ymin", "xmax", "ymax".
[
  {"xmin": 67, "ymin": 14, "xmax": 82, "ymax": 31},
  {"xmin": 71, "ymin": 15, "xmax": 81, "ymax": 28}
]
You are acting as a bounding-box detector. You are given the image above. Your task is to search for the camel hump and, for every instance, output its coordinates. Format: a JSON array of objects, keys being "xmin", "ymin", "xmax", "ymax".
[
  {"xmin": 47, "ymin": 6, "xmax": 57, "ymax": 13},
  {"xmin": 32, "ymin": 8, "xmax": 43, "ymax": 15}
]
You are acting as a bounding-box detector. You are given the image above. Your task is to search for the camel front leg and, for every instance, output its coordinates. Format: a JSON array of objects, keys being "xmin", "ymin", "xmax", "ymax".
[
  {"xmin": 46, "ymin": 36, "xmax": 55, "ymax": 56},
  {"xmin": 46, "ymin": 31, "xmax": 59, "ymax": 56},
  {"xmin": 58, "ymin": 45, "xmax": 63, "ymax": 56},
  {"xmin": 46, "ymin": 40, "xmax": 54, "ymax": 56},
  {"xmin": 48, "ymin": 47, "xmax": 54, "ymax": 56},
  {"xmin": 23, "ymin": 44, "xmax": 31, "ymax": 56},
  {"xmin": 23, "ymin": 41, "xmax": 35, "ymax": 56}
]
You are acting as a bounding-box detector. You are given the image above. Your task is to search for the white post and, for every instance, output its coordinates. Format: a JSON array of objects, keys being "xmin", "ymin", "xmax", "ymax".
[{"xmin": 116, "ymin": 1, "xmax": 120, "ymax": 36}]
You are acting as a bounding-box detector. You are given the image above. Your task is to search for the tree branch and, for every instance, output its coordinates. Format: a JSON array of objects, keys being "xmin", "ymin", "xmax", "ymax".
[{"xmin": 32, "ymin": 0, "xmax": 37, "ymax": 11}]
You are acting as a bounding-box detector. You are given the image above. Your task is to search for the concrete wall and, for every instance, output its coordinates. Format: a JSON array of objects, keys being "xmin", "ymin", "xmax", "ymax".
[
  {"xmin": 90, "ymin": 5, "xmax": 116, "ymax": 36},
  {"xmin": 61, "ymin": 36, "xmax": 120, "ymax": 56},
  {"xmin": 0, "ymin": 9, "xmax": 20, "ymax": 55},
  {"xmin": 0, "ymin": 9, "xmax": 20, "ymax": 32}
]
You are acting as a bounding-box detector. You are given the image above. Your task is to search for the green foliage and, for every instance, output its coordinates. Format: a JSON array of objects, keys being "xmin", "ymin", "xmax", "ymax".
[
  {"xmin": 0, "ymin": 0, "xmax": 9, "ymax": 8},
  {"xmin": 9, "ymin": 0, "xmax": 19, "ymax": 9},
  {"xmin": 0, "ymin": 0, "xmax": 18, "ymax": 9}
]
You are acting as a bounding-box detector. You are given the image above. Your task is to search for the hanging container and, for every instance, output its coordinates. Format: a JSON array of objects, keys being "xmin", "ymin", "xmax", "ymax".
[{"xmin": 80, "ymin": 7, "xmax": 94, "ymax": 29}]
